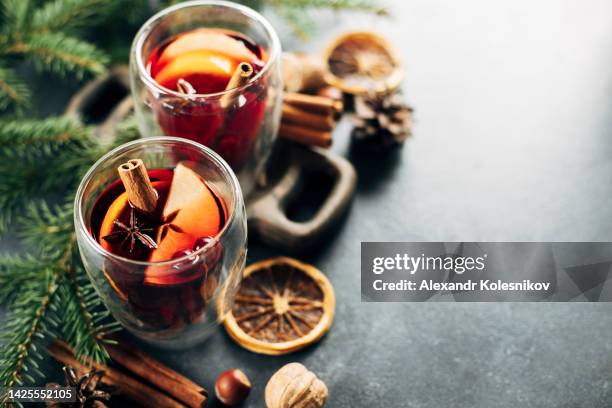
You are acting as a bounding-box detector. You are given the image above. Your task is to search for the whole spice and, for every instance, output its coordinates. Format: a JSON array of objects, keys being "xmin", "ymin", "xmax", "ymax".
[
  {"xmin": 265, "ymin": 363, "xmax": 327, "ymax": 408},
  {"xmin": 220, "ymin": 62, "xmax": 254, "ymax": 109},
  {"xmin": 101, "ymin": 208, "xmax": 158, "ymax": 253},
  {"xmin": 215, "ymin": 369, "xmax": 252, "ymax": 406},
  {"xmin": 117, "ymin": 159, "xmax": 158, "ymax": 213},
  {"xmin": 284, "ymin": 92, "xmax": 343, "ymax": 117},
  {"xmin": 105, "ymin": 337, "xmax": 208, "ymax": 408},
  {"xmin": 279, "ymin": 123, "xmax": 332, "ymax": 148},
  {"xmin": 282, "ymin": 103, "xmax": 334, "ymax": 132},
  {"xmin": 278, "ymin": 92, "xmax": 342, "ymax": 148},
  {"xmin": 46, "ymin": 366, "xmax": 111, "ymax": 408},
  {"xmin": 48, "ymin": 340, "xmax": 192, "ymax": 408}
]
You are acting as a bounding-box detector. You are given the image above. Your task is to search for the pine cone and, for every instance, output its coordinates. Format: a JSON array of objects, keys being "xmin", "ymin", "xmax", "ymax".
[
  {"xmin": 46, "ymin": 366, "xmax": 111, "ymax": 408},
  {"xmin": 351, "ymin": 92, "xmax": 413, "ymax": 153}
]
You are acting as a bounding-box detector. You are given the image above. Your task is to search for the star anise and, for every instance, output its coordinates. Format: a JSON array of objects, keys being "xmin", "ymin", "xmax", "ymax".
[
  {"xmin": 46, "ymin": 366, "xmax": 112, "ymax": 408},
  {"xmin": 102, "ymin": 208, "xmax": 158, "ymax": 253},
  {"xmin": 157, "ymin": 209, "xmax": 185, "ymax": 242}
]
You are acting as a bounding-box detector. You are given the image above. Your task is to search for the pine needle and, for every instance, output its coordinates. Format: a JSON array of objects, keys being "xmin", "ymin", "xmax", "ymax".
[
  {"xmin": 0, "ymin": 254, "xmax": 47, "ymax": 304},
  {"xmin": 18, "ymin": 202, "xmax": 74, "ymax": 253},
  {"xmin": 0, "ymin": 113, "xmax": 133, "ymax": 386},
  {"xmin": 0, "ymin": 112, "xmax": 135, "ymax": 234},
  {"xmin": 31, "ymin": 0, "xmax": 113, "ymax": 32},
  {"xmin": 11, "ymin": 32, "xmax": 108, "ymax": 78},
  {"xmin": 0, "ymin": 115, "xmax": 101, "ymax": 234},
  {"xmin": 0, "ymin": 267, "xmax": 59, "ymax": 389},
  {"xmin": 59, "ymin": 265, "xmax": 120, "ymax": 363},
  {"xmin": 0, "ymin": 202, "xmax": 118, "ymax": 389},
  {"xmin": 0, "ymin": 65, "xmax": 31, "ymax": 113},
  {"xmin": 0, "ymin": 115, "xmax": 88, "ymax": 147},
  {"xmin": 1, "ymin": 0, "xmax": 31, "ymax": 31}
]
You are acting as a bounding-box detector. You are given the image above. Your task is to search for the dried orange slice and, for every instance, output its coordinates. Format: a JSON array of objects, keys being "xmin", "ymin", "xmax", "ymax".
[
  {"xmin": 224, "ymin": 257, "xmax": 335, "ymax": 355},
  {"xmin": 322, "ymin": 31, "xmax": 403, "ymax": 95}
]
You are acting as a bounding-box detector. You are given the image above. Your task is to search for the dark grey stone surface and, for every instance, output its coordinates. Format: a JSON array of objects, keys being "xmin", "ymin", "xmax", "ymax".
[{"xmin": 2, "ymin": 1, "xmax": 612, "ymax": 407}]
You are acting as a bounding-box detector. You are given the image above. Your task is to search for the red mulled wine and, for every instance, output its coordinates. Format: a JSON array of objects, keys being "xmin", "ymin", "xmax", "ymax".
[
  {"xmin": 89, "ymin": 163, "xmax": 226, "ymax": 329},
  {"xmin": 147, "ymin": 28, "xmax": 267, "ymax": 171}
]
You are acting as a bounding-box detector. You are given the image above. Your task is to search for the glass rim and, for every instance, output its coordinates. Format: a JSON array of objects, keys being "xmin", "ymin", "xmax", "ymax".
[
  {"xmin": 74, "ymin": 136, "xmax": 243, "ymax": 267},
  {"xmin": 132, "ymin": 0, "xmax": 281, "ymax": 100}
]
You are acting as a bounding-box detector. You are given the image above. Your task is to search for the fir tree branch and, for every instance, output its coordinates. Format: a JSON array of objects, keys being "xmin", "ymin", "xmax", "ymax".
[
  {"xmin": 16, "ymin": 202, "xmax": 119, "ymax": 363},
  {"xmin": 0, "ymin": 116, "xmax": 98, "ymax": 233},
  {"xmin": 0, "ymin": 202, "xmax": 117, "ymax": 390},
  {"xmin": 0, "ymin": 267, "xmax": 59, "ymax": 389},
  {"xmin": 0, "ymin": 64, "xmax": 30, "ymax": 113},
  {"xmin": 0, "ymin": 115, "xmax": 88, "ymax": 148},
  {"xmin": 18, "ymin": 202, "xmax": 74, "ymax": 253},
  {"xmin": 0, "ymin": 148, "xmax": 68, "ymax": 233},
  {"xmin": 59, "ymin": 265, "xmax": 119, "ymax": 363},
  {"xmin": 8, "ymin": 32, "xmax": 108, "ymax": 78},
  {"xmin": 0, "ymin": 254, "xmax": 47, "ymax": 305},
  {"xmin": 31, "ymin": 0, "xmax": 113, "ymax": 33}
]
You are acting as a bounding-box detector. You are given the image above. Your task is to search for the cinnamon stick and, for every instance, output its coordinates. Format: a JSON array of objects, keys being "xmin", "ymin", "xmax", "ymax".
[
  {"xmin": 177, "ymin": 78, "xmax": 196, "ymax": 95},
  {"xmin": 106, "ymin": 338, "xmax": 207, "ymax": 408},
  {"xmin": 281, "ymin": 103, "xmax": 335, "ymax": 131},
  {"xmin": 279, "ymin": 122, "xmax": 332, "ymax": 148},
  {"xmin": 210, "ymin": 62, "xmax": 254, "ymax": 149},
  {"xmin": 284, "ymin": 92, "xmax": 343, "ymax": 116},
  {"xmin": 48, "ymin": 340, "xmax": 187, "ymax": 408},
  {"xmin": 118, "ymin": 159, "xmax": 157, "ymax": 213},
  {"xmin": 220, "ymin": 62, "xmax": 254, "ymax": 109}
]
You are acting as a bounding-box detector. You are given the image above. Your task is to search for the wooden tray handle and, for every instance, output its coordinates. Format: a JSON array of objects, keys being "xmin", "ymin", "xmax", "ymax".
[{"xmin": 247, "ymin": 143, "xmax": 357, "ymax": 253}]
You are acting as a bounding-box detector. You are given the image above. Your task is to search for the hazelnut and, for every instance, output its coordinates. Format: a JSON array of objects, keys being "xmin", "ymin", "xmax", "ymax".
[
  {"xmin": 265, "ymin": 363, "xmax": 328, "ymax": 408},
  {"xmin": 215, "ymin": 368, "xmax": 252, "ymax": 406}
]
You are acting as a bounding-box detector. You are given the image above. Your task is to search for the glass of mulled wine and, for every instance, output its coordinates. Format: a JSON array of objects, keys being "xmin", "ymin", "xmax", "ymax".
[
  {"xmin": 130, "ymin": 0, "xmax": 282, "ymax": 196},
  {"xmin": 74, "ymin": 137, "xmax": 247, "ymax": 349}
]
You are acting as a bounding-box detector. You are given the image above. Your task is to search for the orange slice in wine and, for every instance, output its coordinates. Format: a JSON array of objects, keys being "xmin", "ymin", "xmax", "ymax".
[
  {"xmin": 154, "ymin": 51, "xmax": 235, "ymax": 92},
  {"xmin": 98, "ymin": 180, "xmax": 167, "ymax": 252},
  {"xmin": 99, "ymin": 193, "xmax": 129, "ymax": 252},
  {"xmin": 156, "ymin": 29, "xmax": 258, "ymax": 71},
  {"xmin": 146, "ymin": 163, "xmax": 223, "ymax": 284}
]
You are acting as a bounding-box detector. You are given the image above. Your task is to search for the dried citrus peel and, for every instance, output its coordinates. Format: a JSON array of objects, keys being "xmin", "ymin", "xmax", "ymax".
[
  {"xmin": 323, "ymin": 31, "xmax": 403, "ymax": 95},
  {"xmin": 223, "ymin": 257, "xmax": 335, "ymax": 355}
]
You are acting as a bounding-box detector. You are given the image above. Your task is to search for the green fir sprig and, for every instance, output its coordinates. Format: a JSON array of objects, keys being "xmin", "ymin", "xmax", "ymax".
[
  {"xmin": 0, "ymin": 0, "xmax": 112, "ymax": 113},
  {"xmin": 0, "ymin": 116, "xmax": 135, "ymax": 399},
  {"xmin": 0, "ymin": 115, "xmax": 97, "ymax": 232}
]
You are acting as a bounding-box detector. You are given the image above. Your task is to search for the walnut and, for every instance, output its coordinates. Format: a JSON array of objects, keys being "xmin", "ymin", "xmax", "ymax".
[{"xmin": 265, "ymin": 363, "xmax": 328, "ymax": 408}]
